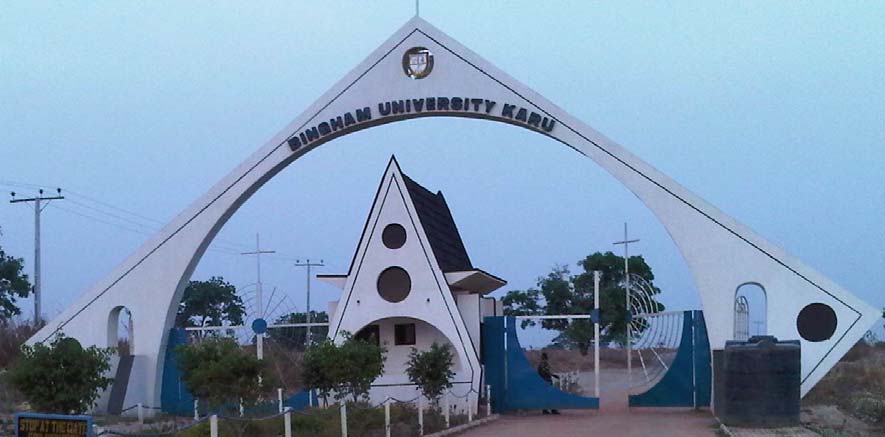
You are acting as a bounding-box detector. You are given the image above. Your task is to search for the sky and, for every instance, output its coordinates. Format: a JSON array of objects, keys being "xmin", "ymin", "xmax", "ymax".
[{"xmin": 1, "ymin": 2, "xmax": 883, "ymax": 346}]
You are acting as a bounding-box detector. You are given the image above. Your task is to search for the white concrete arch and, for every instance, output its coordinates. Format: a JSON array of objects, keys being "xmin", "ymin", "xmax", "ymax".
[
  {"xmin": 107, "ymin": 305, "xmax": 132, "ymax": 353},
  {"xmin": 28, "ymin": 17, "xmax": 879, "ymax": 409},
  {"xmin": 350, "ymin": 316, "xmax": 468, "ymax": 376}
]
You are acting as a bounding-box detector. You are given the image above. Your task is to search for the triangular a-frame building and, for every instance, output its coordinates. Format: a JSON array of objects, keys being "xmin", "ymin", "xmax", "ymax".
[{"xmin": 320, "ymin": 156, "xmax": 504, "ymax": 404}]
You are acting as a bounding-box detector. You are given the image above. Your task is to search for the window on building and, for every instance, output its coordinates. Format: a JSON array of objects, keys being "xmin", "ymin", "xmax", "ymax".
[
  {"xmin": 377, "ymin": 266, "xmax": 411, "ymax": 303},
  {"xmin": 394, "ymin": 323, "xmax": 416, "ymax": 346},
  {"xmin": 355, "ymin": 324, "xmax": 380, "ymax": 346}
]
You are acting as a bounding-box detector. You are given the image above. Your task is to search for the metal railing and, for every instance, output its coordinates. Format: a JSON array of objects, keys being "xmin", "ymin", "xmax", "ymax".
[{"xmin": 94, "ymin": 384, "xmax": 493, "ymax": 437}]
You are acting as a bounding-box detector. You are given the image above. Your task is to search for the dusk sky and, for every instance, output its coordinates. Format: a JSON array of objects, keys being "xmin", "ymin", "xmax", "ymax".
[{"xmin": 2, "ymin": 2, "xmax": 883, "ymax": 344}]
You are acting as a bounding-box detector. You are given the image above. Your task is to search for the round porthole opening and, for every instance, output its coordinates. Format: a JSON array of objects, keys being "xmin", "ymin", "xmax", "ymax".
[
  {"xmin": 377, "ymin": 267, "xmax": 411, "ymax": 303},
  {"xmin": 382, "ymin": 223, "xmax": 407, "ymax": 249},
  {"xmin": 796, "ymin": 303, "xmax": 837, "ymax": 342}
]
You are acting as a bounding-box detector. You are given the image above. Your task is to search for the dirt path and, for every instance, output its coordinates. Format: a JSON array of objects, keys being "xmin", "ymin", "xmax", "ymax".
[{"xmin": 459, "ymin": 369, "xmax": 719, "ymax": 437}]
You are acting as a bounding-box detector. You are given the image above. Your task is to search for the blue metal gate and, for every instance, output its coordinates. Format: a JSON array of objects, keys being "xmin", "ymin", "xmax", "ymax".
[
  {"xmin": 628, "ymin": 310, "xmax": 711, "ymax": 408},
  {"xmin": 483, "ymin": 316, "xmax": 599, "ymax": 413}
]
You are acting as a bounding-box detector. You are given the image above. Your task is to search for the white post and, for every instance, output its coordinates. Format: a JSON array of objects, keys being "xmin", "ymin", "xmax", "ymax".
[
  {"xmin": 594, "ymin": 270, "xmax": 601, "ymax": 398},
  {"xmin": 284, "ymin": 408, "xmax": 292, "ymax": 437},
  {"xmin": 625, "ymin": 227, "xmax": 632, "ymax": 387},
  {"xmin": 210, "ymin": 414, "xmax": 218, "ymax": 437},
  {"xmin": 384, "ymin": 399, "xmax": 391, "ymax": 437},
  {"xmin": 340, "ymin": 400, "xmax": 348, "ymax": 437},
  {"xmin": 614, "ymin": 224, "xmax": 638, "ymax": 388},
  {"xmin": 278, "ymin": 388, "xmax": 284, "ymax": 413},
  {"xmin": 193, "ymin": 399, "xmax": 199, "ymax": 420},
  {"xmin": 239, "ymin": 398, "xmax": 244, "ymax": 417},
  {"xmin": 418, "ymin": 397, "xmax": 424, "ymax": 436},
  {"xmin": 444, "ymin": 392, "xmax": 450, "ymax": 428},
  {"xmin": 309, "ymin": 389, "xmax": 314, "ymax": 408},
  {"xmin": 467, "ymin": 396, "xmax": 473, "ymax": 422},
  {"xmin": 486, "ymin": 385, "xmax": 491, "ymax": 416}
]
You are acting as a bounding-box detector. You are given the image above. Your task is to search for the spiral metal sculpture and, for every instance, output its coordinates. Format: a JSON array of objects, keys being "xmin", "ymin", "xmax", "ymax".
[{"xmin": 627, "ymin": 274, "xmax": 684, "ymax": 392}]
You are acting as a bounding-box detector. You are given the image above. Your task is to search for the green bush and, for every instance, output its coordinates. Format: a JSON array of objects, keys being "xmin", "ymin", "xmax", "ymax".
[
  {"xmin": 405, "ymin": 342, "xmax": 454, "ymax": 404},
  {"xmin": 175, "ymin": 336, "xmax": 272, "ymax": 412},
  {"xmin": 8, "ymin": 334, "xmax": 112, "ymax": 414},
  {"xmin": 302, "ymin": 333, "xmax": 386, "ymax": 403}
]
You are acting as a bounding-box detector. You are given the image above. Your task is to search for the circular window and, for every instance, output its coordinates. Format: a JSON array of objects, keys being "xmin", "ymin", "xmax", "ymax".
[
  {"xmin": 382, "ymin": 223, "xmax": 407, "ymax": 249},
  {"xmin": 796, "ymin": 303, "xmax": 837, "ymax": 342},
  {"xmin": 377, "ymin": 267, "xmax": 411, "ymax": 303}
]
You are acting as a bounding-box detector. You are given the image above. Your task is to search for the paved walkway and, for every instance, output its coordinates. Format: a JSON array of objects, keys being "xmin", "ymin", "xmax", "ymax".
[{"xmin": 459, "ymin": 369, "xmax": 719, "ymax": 437}]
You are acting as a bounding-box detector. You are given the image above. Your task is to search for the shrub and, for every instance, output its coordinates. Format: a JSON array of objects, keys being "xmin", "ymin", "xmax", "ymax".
[
  {"xmin": 405, "ymin": 342, "xmax": 454, "ymax": 404},
  {"xmin": 8, "ymin": 334, "xmax": 113, "ymax": 414},
  {"xmin": 302, "ymin": 333, "xmax": 386, "ymax": 403},
  {"xmin": 302, "ymin": 339, "xmax": 339, "ymax": 405},
  {"xmin": 337, "ymin": 333, "xmax": 386, "ymax": 402},
  {"xmin": 175, "ymin": 336, "xmax": 272, "ymax": 412}
]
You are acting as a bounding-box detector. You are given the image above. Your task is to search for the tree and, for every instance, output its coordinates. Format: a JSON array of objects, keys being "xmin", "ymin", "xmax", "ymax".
[
  {"xmin": 405, "ymin": 342, "xmax": 455, "ymax": 404},
  {"xmin": 336, "ymin": 333, "xmax": 386, "ymax": 402},
  {"xmin": 503, "ymin": 251, "xmax": 665, "ymax": 353},
  {"xmin": 573, "ymin": 251, "xmax": 663, "ymax": 345},
  {"xmin": 0, "ymin": 245, "xmax": 32, "ymax": 323},
  {"xmin": 269, "ymin": 311, "xmax": 330, "ymax": 350},
  {"xmin": 501, "ymin": 288, "xmax": 542, "ymax": 329},
  {"xmin": 8, "ymin": 335, "xmax": 113, "ymax": 414},
  {"xmin": 302, "ymin": 332, "xmax": 386, "ymax": 403},
  {"xmin": 175, "ymin": 336, "xmax": 270, "ymax": 410},
  {"xmin": 175, "ymin": 277, "xmax": 246, "ymax": 331},
  {"xmin": 301, "ymin": 338, "xmax": 339, "ymax": 405}
]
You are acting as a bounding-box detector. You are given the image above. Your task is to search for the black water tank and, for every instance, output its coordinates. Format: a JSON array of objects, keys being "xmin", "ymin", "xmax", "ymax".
[{"xmin": 719, "ymin": 336, "xmax": 801, "ymax": 427}]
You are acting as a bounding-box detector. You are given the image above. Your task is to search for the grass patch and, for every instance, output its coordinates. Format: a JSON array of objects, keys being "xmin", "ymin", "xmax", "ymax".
[{"xmin": 805, "ymin": 341, "xmax": 885, "ymax": 429}]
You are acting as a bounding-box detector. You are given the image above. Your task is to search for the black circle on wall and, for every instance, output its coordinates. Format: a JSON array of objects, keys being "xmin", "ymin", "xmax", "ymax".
[
  {"xmin": 382, "ymin": 223, "xmax": 407, "ymax": 249},
  {"xmin": 377, "ymin": 267, "xmax": 411, "ymax": 303},
  {"xmin": 796, "ymin": 303, "xmax": 837, "ymax": 342}
]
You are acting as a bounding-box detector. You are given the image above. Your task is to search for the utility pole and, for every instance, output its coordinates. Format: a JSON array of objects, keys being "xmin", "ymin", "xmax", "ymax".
[
  {"xmin": 294, "ymin": 259, "xmax": 324, "ymax": 348},
  {"xmin": 10, "ymin": 188, "xmax": 64, "ymax": 325},
  {"xmin": 241, "ymin": 234, "xmax": 275, "ymax": 360},
  {"xmin": 613, "ymin": 222, "xmax": 639, "ymax": 387}
]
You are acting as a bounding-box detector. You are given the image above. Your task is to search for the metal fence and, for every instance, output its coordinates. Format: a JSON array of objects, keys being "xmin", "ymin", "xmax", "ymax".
[{"xmin": 92, "ymin": 385, "xmax": 492, "ymax": 436}]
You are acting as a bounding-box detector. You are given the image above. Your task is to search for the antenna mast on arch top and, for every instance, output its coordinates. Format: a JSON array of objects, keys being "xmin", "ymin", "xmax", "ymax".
[{"xmin": 415, "ymin": 0, "xmax": 420, "ymax": 17}]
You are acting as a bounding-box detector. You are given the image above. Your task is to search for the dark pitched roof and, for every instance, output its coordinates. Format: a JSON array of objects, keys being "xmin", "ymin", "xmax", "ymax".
[{"xmin": 401, "ymin": 173, "xmax": 473, "ymax": 272}]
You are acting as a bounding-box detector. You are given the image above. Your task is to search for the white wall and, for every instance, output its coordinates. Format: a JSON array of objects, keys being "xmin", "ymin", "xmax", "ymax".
[
  {"xmin": 369, "ymin": 317, "xmax": 464, "ymax": 385},
  {"xmin": 455, "ymin": 294, "xmax": 481, "ymax": 357}
]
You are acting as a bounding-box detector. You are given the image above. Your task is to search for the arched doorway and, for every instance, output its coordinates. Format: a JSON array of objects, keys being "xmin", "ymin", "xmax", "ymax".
[
  {"xmin": 108, "ymin": 305, "xmax": 133, "ymax": 356},
  {"xmin": 734, "ymin": 295, "xmax": 750, "ymax": 341},
  {"xmin": 735, "ymin": 283, "xmax": 767, "ymax": 338},
  {"xmin": 354, "ymin": 316, "xmax": 471, "ymax": 406}
]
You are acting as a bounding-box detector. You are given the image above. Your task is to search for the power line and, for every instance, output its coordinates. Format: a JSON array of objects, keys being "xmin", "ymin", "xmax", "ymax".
[
  {"xmin": 9, "ymin": 188, "xmax": 65, "ymax": 324},
  {"xmin": 48, "ymin": 203, "xmax": 242, "ymax": 256},
  {"xmin": 4, "ymin": 179, "xmax": 335, "ymax": 265},
  {"xmin": 1, "ymin": 180, "xmax": 257, "ymax": 254},
  {"xmin": 294, "ymin": 259, "xmax": 324, "ymax": 348}
]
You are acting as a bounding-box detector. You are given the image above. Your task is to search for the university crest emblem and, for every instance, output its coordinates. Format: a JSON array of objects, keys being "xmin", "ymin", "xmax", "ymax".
[{"xmin": 402, "ymin": 47, "xmax": 434, "ymax": 79}]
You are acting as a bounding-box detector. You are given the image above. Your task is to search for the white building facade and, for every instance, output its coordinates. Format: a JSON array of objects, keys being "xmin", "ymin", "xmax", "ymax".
[{"xmin": 321, "ymin": 157, "xmax": 504, "ymax": 408}]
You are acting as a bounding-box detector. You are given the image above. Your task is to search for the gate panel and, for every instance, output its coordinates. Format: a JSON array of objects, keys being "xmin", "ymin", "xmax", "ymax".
[
  {"xmin": 483, "ymin": 316, "xmax": 599, "ymax": 413},
  {"xmin": 628, "ymin": 310, "xmax": 711, "ymax": 408}
]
